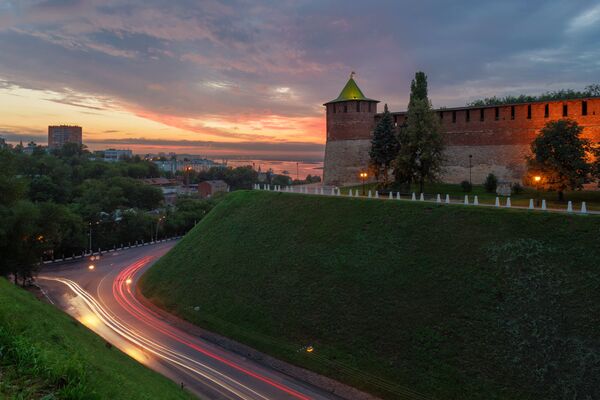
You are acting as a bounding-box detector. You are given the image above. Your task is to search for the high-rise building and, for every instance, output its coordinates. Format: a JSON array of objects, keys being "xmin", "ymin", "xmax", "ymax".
[{"xmin": 48, "ymin": 125, "xmax": 82, "ymax": 149}]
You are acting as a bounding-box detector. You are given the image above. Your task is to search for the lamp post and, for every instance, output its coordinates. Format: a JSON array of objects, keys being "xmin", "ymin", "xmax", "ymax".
[
  {"xmin": 468, "ymin": 154, "xmax": 473, "ymax": 185},
  {"xmin": 534, "ymin": 175, "xmax": 541, "ymax": 207},
  {"xmin": 359, "ymin": 172, "xmax": 368, "ymax": 195}
]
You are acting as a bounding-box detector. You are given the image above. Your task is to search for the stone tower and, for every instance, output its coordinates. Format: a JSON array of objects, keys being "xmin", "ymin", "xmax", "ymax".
[{"xmin": 323, "ymin": 73, "xmax": 379, "ymax": 186}]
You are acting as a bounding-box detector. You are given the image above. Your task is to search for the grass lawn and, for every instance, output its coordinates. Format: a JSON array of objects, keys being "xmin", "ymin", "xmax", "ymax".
[
  {"xmin": 343, "ymin": 182, "xmax": 600, "ymax": 211},
  {"xmin": 0, "ymin": 279, "xmax": 195, "ymax": 400},
  {"xmin": 140, "ymin": 190, "xmax": 600, "ymax": 400}
]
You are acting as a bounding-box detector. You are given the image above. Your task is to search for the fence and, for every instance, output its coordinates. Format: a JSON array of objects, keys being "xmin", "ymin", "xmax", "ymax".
[
  {"xmin": 253, "ymin": 184, "xmax": 595, "ymax": 215},
  {"xmin": 41, "ymin": 236, "xmax": 183, "ymax": 265}
]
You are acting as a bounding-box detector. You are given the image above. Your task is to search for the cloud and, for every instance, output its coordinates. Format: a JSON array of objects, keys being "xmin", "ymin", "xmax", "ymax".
[{"xmin": 1, "ymin": 0, "xmax": 600, "ymax": 158}]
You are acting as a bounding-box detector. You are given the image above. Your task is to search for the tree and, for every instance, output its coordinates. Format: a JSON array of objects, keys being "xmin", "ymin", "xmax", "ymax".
[
  {"xmin": 369, "ymin": 104, "xmax": 399, "ymax": 186},
  {"xmin": 395, "ymin": 71, "xmax": 444, "ymax": 193},
  {"xmin": 526, "ymin": 119, "xmax": 593, "ymax": 200}
]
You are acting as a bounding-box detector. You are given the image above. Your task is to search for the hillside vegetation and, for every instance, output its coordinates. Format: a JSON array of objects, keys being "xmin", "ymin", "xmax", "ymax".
[
  {"xmin": 0, "ymin": 279, "xmax": 194, "ymax": 400},
  {"xmin": 140, "ymin": 190, "xmax": 600, "ymax": 400}
]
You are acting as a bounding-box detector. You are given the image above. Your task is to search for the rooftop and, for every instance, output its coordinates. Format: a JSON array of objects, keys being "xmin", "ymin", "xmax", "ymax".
[{"xmin": 324, "ymin": 73, "xmax": 379, "ymax": 105}]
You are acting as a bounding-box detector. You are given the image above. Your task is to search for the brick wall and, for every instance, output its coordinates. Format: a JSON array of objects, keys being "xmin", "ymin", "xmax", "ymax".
[{"xmin": 325, "ymin": 98, "xmax": 600, "ymax": 186}]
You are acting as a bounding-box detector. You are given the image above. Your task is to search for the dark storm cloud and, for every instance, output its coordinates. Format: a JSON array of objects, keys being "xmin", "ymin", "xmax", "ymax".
[{"xmin": 1, "ymin": 0, "xmax": 600, "ymax": 120}]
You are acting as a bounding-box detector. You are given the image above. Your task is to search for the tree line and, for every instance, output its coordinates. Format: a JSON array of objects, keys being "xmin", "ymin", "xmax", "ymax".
[
  {"xmin": 0, "ymin": 143, "xmax": 216, "ymax": 285},
  {"xmin": 467, "ymin": 84, "xmax": 600, "ymax": 107}
]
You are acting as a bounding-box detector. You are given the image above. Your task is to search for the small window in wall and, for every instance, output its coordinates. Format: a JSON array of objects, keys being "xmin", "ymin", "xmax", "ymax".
[
  {"xmin": 344, "ymin": 104, "xmax": 347, "ymax": 113},
  {"xmin": 495, "ymin": 107, "xmax": 500, "ymax": 121},
  {"xmin": 511, "ymin": 106, "xmax": 515, "ymax": 120},
  {"xmin": 356, "ymin": 101, "xmax": 360, "ymax": 112},
  {"xmin": 466, "ymin": 109, "xmax": 470, "ymax": 122},
  {"xmin": 480, "ymin": 109, "xmax": 484, "ymax": 122},
  {"xmin": 563, "ymin": 104, "xmax": 568, "ymax": 117},
  {"xmin": 333, "ymin": 104, "xmax": 336, "ymax": 114},
  {"xmin": 452, "ymin": 111, "xmax": 457, "ymax": 123},
  {"xmin": 544, "ymin": 104, "xmax": 549, "ymax": 118},
  {"xmin": 439, "ymin": 111, "xmax": 444, "ymax": 120},
  {"xmin": 368, "ymin": 102, "xmax": 372, "ymax": 113},
  {"xmin": 582, "ymin": 100, "xmax": 588, "ymax": 116},
  {"xmin": 527, "ymin": 104, "xmax": 532, "ymax": 119}
]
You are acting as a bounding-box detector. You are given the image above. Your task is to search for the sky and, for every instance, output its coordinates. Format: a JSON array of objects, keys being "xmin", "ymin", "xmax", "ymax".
[{"xmin": 1, "ymin": 0, "xmax": 599, "ymax": 160}]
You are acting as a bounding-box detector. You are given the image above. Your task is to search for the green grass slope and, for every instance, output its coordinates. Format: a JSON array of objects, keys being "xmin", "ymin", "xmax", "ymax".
[
  {"xmin": 140, "ymin": 191, "xmax": 600, "ymax": 400},
  {"xmin": 0, "ymin": 279, "xmax": 194, "ymax": 400}
]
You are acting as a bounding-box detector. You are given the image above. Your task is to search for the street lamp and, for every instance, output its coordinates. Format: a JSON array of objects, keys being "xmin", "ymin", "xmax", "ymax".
[
  {"xmin": 359, "ymin": 172, "xmax": 368, "ymax": 195},
  {"xmin": 468, "ymin": 154, "xmax": 473, "ymax": 185},
  {"xmin": 534, "ymin": 175, "xmax": 541, "ymax": 206}
]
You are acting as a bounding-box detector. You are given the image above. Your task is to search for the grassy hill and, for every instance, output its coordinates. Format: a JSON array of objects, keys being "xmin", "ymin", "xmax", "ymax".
[
  {"xmin": 139, "ymin": 190, "xmax": 600, "ymax": 400},
  {"xmin": 0, "ymin": 279, "xmax": 194, "ymax": 400}
]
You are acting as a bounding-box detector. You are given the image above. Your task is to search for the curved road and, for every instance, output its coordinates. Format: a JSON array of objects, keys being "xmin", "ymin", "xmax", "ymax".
[{"xmin": 37, "ymin": 242, "xmax": 343, "ymax": 400}]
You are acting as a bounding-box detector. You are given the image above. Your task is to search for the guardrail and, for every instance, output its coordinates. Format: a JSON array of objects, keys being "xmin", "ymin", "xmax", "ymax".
[
  {"xmin": 253, "ymin": 184, "xmax": 596, "ymax": 215},
  {"xmin": 41, "ymin": 236, "xmax": 183, "ymax": 265}
]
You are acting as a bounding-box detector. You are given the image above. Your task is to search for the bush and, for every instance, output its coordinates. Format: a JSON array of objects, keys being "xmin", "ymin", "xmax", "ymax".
[
  {"xmin": 512, "ymin": 182, "xmax": 524, "ymax": 194},
  {"xmin": 460, "ymin": 180, "xmax": 472, "ymax": 192},
  {"xmin": 484, "ymin": 173, "xmax": 498, "ymax": 193}
]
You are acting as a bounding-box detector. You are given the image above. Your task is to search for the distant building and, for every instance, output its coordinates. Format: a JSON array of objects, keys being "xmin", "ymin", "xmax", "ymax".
[
  {"xmin": 104, "ymin": 149, "xmax": 133, "ymax": 162},
  {"xmin": 0, "ymin": 137, "xmax": 6, "ymax": 149},
  {"xmin": 23, "ymin": 141, "xmax": 41, "ymax": 155},
  {"xmin": 153, "ymin": 158, "xmax": 223, "ymax": 174},
  {"xmin": 48, "ymin": 125, "xmax": 82, "ymax": 149},
  {"xmin": 198, "ymin": 180, "xmax": 229, "ymax": 198}
]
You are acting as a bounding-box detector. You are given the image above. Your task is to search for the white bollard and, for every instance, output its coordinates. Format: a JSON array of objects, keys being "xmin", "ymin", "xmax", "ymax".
[
  {"xmin": 412, "ymin": 192, "xmax": 416, "ymax": 201},
  {"xmin": 368, "ymin": 190, "xmax": 372, "ymax": 198},
  {"xmin": 396, "ymin": 192, "xmax": 401, "ymax": 200},
  {"xmin": 375, "ymin": 191, "xmax": 379, "ymax": 199},
  {"xmin": 474, "ymin": 195, "xmax": 479, "ymax": 206},
  {"xmin": 355, "ymin": 189, "xmax": 359, "ymax": 197},
  {"xmin": 389, "ymin": 192, "xmax": 393, "ymax": 199},
  {"xmin": 348, "ymin": 189, "xmax": 353, "ymax": 197},
  {"xmin": 445, "ymin": 194, "xmax": 450, "ymax": 204},
  {"xmin": 541, "ymin": 199, "xmax": 547, "ymax": 210},
  {"xmin": 567, "ymin": 201, "xmax": 573, "ymax": 213},
  {"xmin": 419, "ymin": 193, "xmax": 424, "ymax": 201},
  {"xmin": 436, "ymin": 194, "xmax": 441, "ymax": 203},
  {"xmin": 529, "ymin": 199, "xmax": 534, "ymax": 209},
  {"xmin": 506, "ymin": 197, "xmax": 511, "ymax": 208},
  {"xmin": 464, "ymin": 195, "xmax": 469, "ymax": 205},
  {"xmin": 581, "ymin": 202, "xmax": 587, "ymax": 214},
  {"xmin": 495, "ymin": 197, "xmax": 500, "ymax": 207}
]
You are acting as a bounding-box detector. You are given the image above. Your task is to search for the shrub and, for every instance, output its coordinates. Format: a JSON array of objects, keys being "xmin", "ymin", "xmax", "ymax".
[
  {"xmin": 512, "ymin": 182, "xmax": 524, "ymax": 194},
  {"xmin": 460, "ymin": 180, "xmax": 472, "ymax": 192},
  {"xmin": 484, "ymin": 173, "xmax": 498, "ymax": 193}
]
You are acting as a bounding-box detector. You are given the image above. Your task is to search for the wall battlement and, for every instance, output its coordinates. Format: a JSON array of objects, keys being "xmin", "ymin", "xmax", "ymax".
[{"xmin": 323, "ymin": 77, "xmax": 600, "ymax": 186}]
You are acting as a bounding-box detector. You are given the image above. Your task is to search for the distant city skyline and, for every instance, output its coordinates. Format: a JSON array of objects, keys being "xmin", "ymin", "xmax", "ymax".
[{"xmin": 1, "ymin": 1, "xmax": 599, "ymax": 159}]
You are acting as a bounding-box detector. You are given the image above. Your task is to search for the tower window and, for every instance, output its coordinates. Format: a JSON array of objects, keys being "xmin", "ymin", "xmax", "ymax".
[
  {"xmin": 356, "ymin": 101, "xmax": 360, "ymax": 112},
  {"xmin": 368, "ymin": 102, "xmax": 372, "ymax": 113},
  {"xmin": 563, "ymin": 104, "xmax": 568, "ymax": 117},
  {"xmin": 582, "ymin": 100, "xmax": 588, "ymax": 116},
  {"xmin": 332, "ymin": 104, "xmax": 336, "ymax": 114},
  {"xmin": 439, "ymin": 111, "xmax": 443, "ymax": 120},
  {"xmin": 344, "ymin": 104, "xmax": 347, "ymax": 113},
  {"xmin": 480, "ymin": 109, "xmax": 484, "ymax": 122},
  {"xmin": 466, "ymin": 109, "xmax": 470, "ymax": 122},
  {"xmin": 452, "ymin": 111, "xmax": 456, "ymax": 123},
  {"xmin": 495, "ymin": 107, "xmax": 499, "ymax": 121},
  {"xmin": 511, "ymin": 106, "xmax": 515, "ymax": 120},
  {"xmin": 527, "ymin": 104, "xmax": 532, "ymax": 119},
  {"xmin": 544, "ymin": 104, "xmax": 549, "ymax": 118}
]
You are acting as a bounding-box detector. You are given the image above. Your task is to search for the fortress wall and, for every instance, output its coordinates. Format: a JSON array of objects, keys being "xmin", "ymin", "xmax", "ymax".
[
  {"xmin": 323, "ymin": 139, "xmax": 372, "ymax": 186},
  {"xmin": 323, "ymin": 98, "xmax": 600, "ymax": 186}
]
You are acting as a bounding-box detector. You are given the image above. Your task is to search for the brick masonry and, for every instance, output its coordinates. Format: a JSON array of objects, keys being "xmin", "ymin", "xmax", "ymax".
[{"xmin": 324, "ymin": 97, "xmax": 600, "ymax": 186}]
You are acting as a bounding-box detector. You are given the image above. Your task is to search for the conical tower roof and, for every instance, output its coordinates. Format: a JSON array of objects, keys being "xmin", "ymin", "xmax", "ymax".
[{"xmin": 324, "ymin": 72, "xmax": 379, "ymax": 105}]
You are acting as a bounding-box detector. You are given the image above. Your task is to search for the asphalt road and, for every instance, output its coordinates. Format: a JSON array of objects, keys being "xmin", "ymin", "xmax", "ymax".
[{"xmin": 37, "ymin": 242, "xmax": 342, "ymax": 400}]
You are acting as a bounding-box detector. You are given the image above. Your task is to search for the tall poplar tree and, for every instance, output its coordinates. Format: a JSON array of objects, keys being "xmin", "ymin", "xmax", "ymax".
[
  {"xmin": 395, "ymin": 71, "xmax": 444, "ymax": 193},
  {"xmin": 369, "ymin": 104, "xmax": 399, "ymax": 186}
]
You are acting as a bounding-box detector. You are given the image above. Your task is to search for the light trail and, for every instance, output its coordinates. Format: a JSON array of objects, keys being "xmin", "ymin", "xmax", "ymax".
[{"xmin": 39, "ymin": 257, "xmax": 314, "ymax": 400}]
